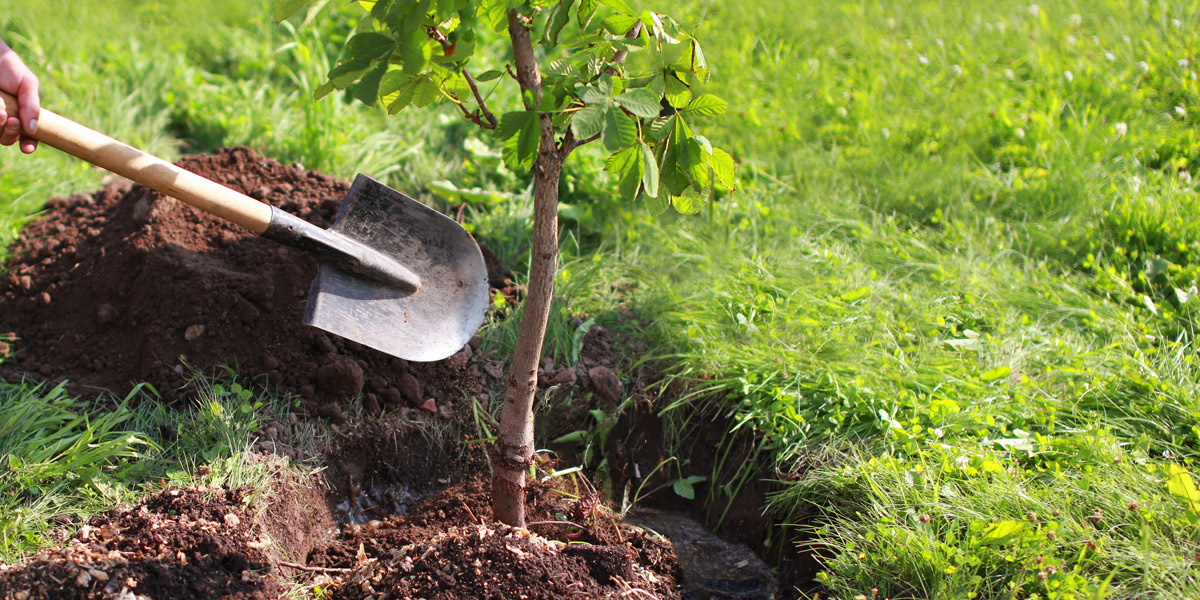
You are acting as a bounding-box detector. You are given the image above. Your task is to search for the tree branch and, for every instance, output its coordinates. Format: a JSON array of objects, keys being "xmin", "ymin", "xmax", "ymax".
[{"xmin": 427, "ymin": 26, "xmax": 498, "ymax": 129}]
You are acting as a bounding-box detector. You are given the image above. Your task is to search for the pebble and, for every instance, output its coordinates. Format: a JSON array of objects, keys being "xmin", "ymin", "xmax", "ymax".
[{"xmin": 588, "ymin": 365, "xmax": 622, "ymax": 403}]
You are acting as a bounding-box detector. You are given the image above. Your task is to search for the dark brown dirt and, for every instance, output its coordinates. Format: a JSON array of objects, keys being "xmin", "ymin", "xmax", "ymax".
[
  {"xmin": 0, "ymin": 486, "xmax": 282, "ymax": 600},
  {"xmin": 0, "ymin": 146, "xmax": 499, "ymax": 418},
  {"xmin": 308, "ymin": 476, "xmax": 680, "ymax": 600}
]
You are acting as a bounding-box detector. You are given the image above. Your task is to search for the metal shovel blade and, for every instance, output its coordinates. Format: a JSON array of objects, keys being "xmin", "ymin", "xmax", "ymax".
[{"xmin": 303, "ymin": 174, "xmax": 489, "ymax": 362}]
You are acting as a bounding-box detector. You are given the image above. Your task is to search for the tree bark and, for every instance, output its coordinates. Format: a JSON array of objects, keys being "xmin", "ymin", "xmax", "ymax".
[{"xmin": 491, "ymin": 9, "xmax": 562, "ymax": 528}]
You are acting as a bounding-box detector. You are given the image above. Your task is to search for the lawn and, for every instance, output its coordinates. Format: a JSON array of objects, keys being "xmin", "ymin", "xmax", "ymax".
[{"xmin": 3, "ymin": 0, "xmax": 1200, "ymax": 598}]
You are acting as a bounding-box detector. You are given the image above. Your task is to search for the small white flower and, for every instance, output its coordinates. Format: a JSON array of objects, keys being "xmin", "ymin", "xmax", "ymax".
[
  {"xmin": 950, "ymin": 64, "xmax": 963, "ymax": 77},
  {"xmin": 1105, "ymin": 51, "xmax": 1116, "ymax": 62},
  {"xmin": 1066, "ymin": 34, "xmax": 1077, "ymax": 46},
  {"xmin": 918, "ymin": 54, "xmax": 929, "ymax": 65},
  {"xmin": 1113, "ymin": 122, "xmax": 1128, "ymax": 137},
  {"xmin": 1137, "ymin": 61, "xmax": 1150, "ymax": 74},
  {"xmin": 1068, "ymin": 13, "xmax": 1083, "ymax": 27},
  {"xmin": 955, "ymin": 455, "xmax": 971, "ymax": 469},
  {"xmin": 997, "ymin": 21, "xmax": 1007, "ymax": 35},
  {"xmin": 1064, "ymin": 70, "xmax": 1074, "ymax": 82},
  {"xmin": 837, "ymin": 106, "xmax": 848, "ymax": 117},
  {"xmin": 1180, "ymin": 58, "xmax": 1190, "ymax": 69},
  {"xmin": 932, "ymin": 427, "xmax": 944, "ymax": 439},
  {"xmin": 886, "ymin": 17, "xmax": 897, "ymax": 29},
  {"xmin": 1004, "ymin": 68, "xmax": 1015, "ymax": 80},
  {"xmin": 936, "ymin": 38, "xmax": 945, "ymax": 48},
  {"xmin": 881, "ymin": 127, "xmax": 891, "ymax": 139},
  {"xmin": 1173, "ymin": 18, "xmax": 1182, "ymax": 28},
  {"xmin": 1027, "ymin": 4, "xmax": 1040, "ymax": 17},
  {"xmin": 1015, "ymin": 128, "xmax": 1026, "ymax": 139},
  {"xmin": 1176, "ymin": 105, "xmax": 1187, "ymax": 117},
  {"xmin": 1131, "ymin": 175, "xmax": 1142, "ymax": 191}
]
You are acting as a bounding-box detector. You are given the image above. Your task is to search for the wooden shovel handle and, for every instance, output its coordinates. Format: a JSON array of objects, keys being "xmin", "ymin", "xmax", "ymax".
[{"xmin": 0, "ymin": 90, "xmax": 272, "ymax": 234}]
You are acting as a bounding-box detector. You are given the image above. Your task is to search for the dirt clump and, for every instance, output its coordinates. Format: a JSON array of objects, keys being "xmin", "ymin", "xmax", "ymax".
[
  {"xmin": 0, "ymin": 486, "xmax": 281, "ymax": 600},
  {"xmin": 0, "ymin": 147, "xmax": 490, "ymax": 412}
]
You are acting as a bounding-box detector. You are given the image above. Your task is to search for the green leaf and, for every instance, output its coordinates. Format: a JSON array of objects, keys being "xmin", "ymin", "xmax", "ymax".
[
  {"xmin": 663, "ymin": 72, "xmax": 692, "ymax": 108},
  {"xmin": 346, "ymin": 32, "xmax": 397, "ymax": 61},
  {"xmin": 981, "ymin": 366, "xmax": 1012, "ymax": 382},
  {"xmin": 545, "ymin": 0, "xmax": 576, "ymax": 47},
  {"xmin": 841, "ymin": 286, "xmax": 872, "ymax": 302},
  {"xmin": 604, "ymin": 108, "xmax": 637, "ymax": 151},
  {"xmin": 709, "ymin": 147, "xmax": 736, "ymax": 190},
  {"xmin": 475, "ymin": 69, "xmax": 503, "ymax": 82},
  {"xmin": 273, "ymin": 0, "xmax": 309, "ymax": 22},
  {"xmin": 598, "ymin": 0, "xmax": 636, "ymax": 16},
  {"xmin": 1166, "ymin": 464, "xmax": 1200, "ymax": 515},
  {"xmin": 602, "ymin": 13, "xmax": 641, "ymax": 35},
  {"xmin": 571, "ymin": 103, "xmax": 608, "ymax": 140},
  {"xmin": 411, "ymin": 74, "xmax": 442, "ymax": 107},
  {"xmin": 497, "ymin": 110, "xmax": 536, "ymax": 140},
  {"xmin": 313, "ymin": 80, "xmax": 336, "ymax": 101},
  {"xmin": 683, "ymin": 93, "xmax": 727, "ymax": 117},
  {"xmin": 605, "ymin": 145, "xmax": 642, "ymax": 203},
  {"xmin": 672, "ymin": 191, "xmax": 704, "ymax": 214},
  {"xmin": 397, "ymin": 31, "xmax": 432, "ymax": 75},
  {"xmin": 353, "ymin": 61, "xmax": 390, "ymax": 106},
  {"xmin": 577, "ymin": 0, "xmax": 597, "ymax": 26},
  {"xmin": 647, "ymin": 115, "xmax": 674, "ymax": 141},
  {"xmin": 979, "ymin": 520, "xmax": 1025, "ymax": 546},
  {"xmin": 329, "ymin": 61, "xmax": 371, "ymax": 87},
  {"xmin": 672, "ymin": 475, "xmax": 706, "ymax": 500},
  {"xmin": 615, "ymin": 89, "xmax": 661, "ymax": 119},
  {"xmin": 507, "ymin": 112, "xmax": 541, "ymax": 171},
  {"xmin": 639, "ymin": 141, "xmax": 659, "ymax": 198},
  {"xmin": 384, "ymin": 74, "xmax": 420, "ymax": 114}
]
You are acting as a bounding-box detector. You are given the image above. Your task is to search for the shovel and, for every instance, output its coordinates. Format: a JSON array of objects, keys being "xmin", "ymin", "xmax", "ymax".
[{"xmin": 0, "ymin": 91, "xmax": 489, "ymax": 362}]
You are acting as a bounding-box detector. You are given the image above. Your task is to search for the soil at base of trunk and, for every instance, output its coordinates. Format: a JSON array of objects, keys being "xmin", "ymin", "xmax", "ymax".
[{"xmin": 0, "ymin": 146, "xmax": 507, "ymax": 419}]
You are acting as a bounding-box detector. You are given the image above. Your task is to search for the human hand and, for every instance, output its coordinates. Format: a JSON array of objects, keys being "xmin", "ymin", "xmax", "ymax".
[{"xmin": 0, "ymin": 38, "xmax": 39, "ymax": 154}]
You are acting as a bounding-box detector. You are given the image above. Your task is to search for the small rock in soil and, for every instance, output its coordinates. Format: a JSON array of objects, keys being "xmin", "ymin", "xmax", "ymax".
[
  {"xmin": 444, "ymin": 344, "xmax": 472, "ymax": 370},
  {"xmin": 397, "ymin": 373, "xmax": 422, "ymax": 405},
  {"xmin": 96, "ymin": 303, "xmax": 119, "ymax": 325},
  {"xmin": 550, "ymin": 367, "xmax": 578, "ymax": 386},
  {"xmin": 317, "ymin": 357, "xmax": 364, "ymax": 398},
  {"xmin": 588, "ymin": 365, "xmax": 622, "ymax": 403},
  {"xmin": 420, "ymin": 398, "xmax": 437, "ymax": 414},
  {"xmin": 316, "ymin": 403, "xmax": 347, "ymax": 425},
  {"xmin": 184, "ymin": 324, "xmax": 205, "ymax": 341}
]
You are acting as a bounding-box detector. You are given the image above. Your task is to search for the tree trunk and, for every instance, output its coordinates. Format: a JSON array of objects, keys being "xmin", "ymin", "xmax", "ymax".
[{"xmin": 491, "ymin": 9, "xmax": 562, "ymax": 528}]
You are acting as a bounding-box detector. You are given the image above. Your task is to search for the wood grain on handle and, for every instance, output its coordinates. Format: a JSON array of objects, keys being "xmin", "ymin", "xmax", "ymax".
[{"xmin": 0, "ymin": 90, "xmax": 272, "ymax": 234}]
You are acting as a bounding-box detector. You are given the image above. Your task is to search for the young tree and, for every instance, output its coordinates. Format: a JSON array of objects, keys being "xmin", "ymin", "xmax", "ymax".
[{"xmin": 275, "ymin": 0, "xmax": 734, "ymax": 527}]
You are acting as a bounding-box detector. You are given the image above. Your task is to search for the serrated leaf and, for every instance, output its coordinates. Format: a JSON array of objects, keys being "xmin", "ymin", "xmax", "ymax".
[
  {"xmin": 313, "ymin": 80, "xmax": 336, "ymax": 100},
  {"xmin": 709, "ymin": 148, "xmax": 736, "ymax": 190},
  {"xmin": 647, "ymin": 115, "xmax": 674, "ymax": 141},
  {"xmin": 412, "ymin": 74, "xmax": 442, "ymax": 107},
  {"xmin": 353, "ymin": 60, "xmax": 389, "ymax": 106},
  {"xmin": 571, "ymin": 103, "xmax": 608, "ymax": 140},
  {"xmin": 397, "ymin": 32, "xmax": 432, "ymax": 75},
  {"xmin": 671, "ymin": 192, "xmax": 704, "ymax": 214},
  {"xmin": 516, "ymin": 113, "xmax": 541, "ymax": 168},
  {"xmin": 684, "ymin": 93, "xmax": 727, "ymax": 117},
  {"xmin": 545, "ymin": 0, "xmax": 576, "ymax": 47},
  {"xmin": 643, "ymin": 188, "xmax": 670, "ymax": 215},
  {"xmin": 577, "ymin": 0, "xmax": 597, "ymax": 26},
  {"xmin": 329, "ymin": 61, "xmax": 371, "ymax": 87},
  {"xmin": 475, "ymin": 69, "xmax": 503, "ymax": 82},
  {"xmin": 605, "ymin": 145, "xmax": 642, "ymax": 203},
  {"xmin": 663, "ymin": 72, "xmax": 692, "ymax": 108},
  {"xmin": 603, "ymin": 13, "xmax": 642, "ymax": 35},
  {"xmin": 615, "ymin": 89, "xmax": 661, "ymax": 119},
  {"xmin": 497, "ymin": 110, "xmax": 535, "ymax": 140},
  {"xmin": 578, "ymin": 84, "xmax": 608, "ymax": 104},
  {"xmin": 604, "ymin": 109, "xmax": 637, "ymax": 151},
  {"xmin": 346, "ymin": 32, "xmax": 397, "ymax": 61},
  {"xmin": 598, "ymin": 0, "xmax": 636, "ymax": 16},
  {"xmin": 273, "ymin": 0, "xmax": 309, "ymax": 22},
  {"xmin": 385, "ymin": 76, "xmax": 419, "ymax": 113},
  {"xmin": 639, "ymin": 141, "xmax": 659, "ymax": 198}
]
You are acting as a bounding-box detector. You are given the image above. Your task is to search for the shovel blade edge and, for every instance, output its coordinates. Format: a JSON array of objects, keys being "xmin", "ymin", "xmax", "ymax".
[{"xmin": 304, "ymin": 174, "xmax": 489, "ymax": 362}]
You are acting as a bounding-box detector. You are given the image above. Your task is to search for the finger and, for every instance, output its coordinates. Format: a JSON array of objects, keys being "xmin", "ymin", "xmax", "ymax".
[
  {"xmin": 16, "ymin": 74, "xmax": 39, "ymax": 135},
  {"xmin": 19, "ymin": 134, "xmax": 37, "ymax": 154},
  {"xmin": 0, "ymin": 115, "xmax": 19, "ymax": 146}
]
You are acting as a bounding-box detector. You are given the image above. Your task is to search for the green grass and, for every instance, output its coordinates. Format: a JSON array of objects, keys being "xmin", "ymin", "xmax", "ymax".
[{"xmin": 4, "ymin": 0, "xmax": 1200, "ymax": 597}]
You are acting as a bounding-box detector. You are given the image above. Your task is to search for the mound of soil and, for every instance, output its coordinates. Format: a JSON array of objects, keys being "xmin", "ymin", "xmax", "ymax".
[
  {"xmin": 0, "ymin": 486, "xmax": 281, "ymax": 600},
  {"xmin": 0, "ymin": 147, "xmax": 506, "ymax": 416}
]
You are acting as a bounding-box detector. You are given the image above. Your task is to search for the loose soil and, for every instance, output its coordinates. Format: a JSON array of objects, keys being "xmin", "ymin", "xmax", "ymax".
[
  {"xmin": 0, "ymin": 146, "xmax": 508, "ymax": 418},
  {"xmin": 0, "ymin": 147, "xmax": 793, "ymax": 599}
]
